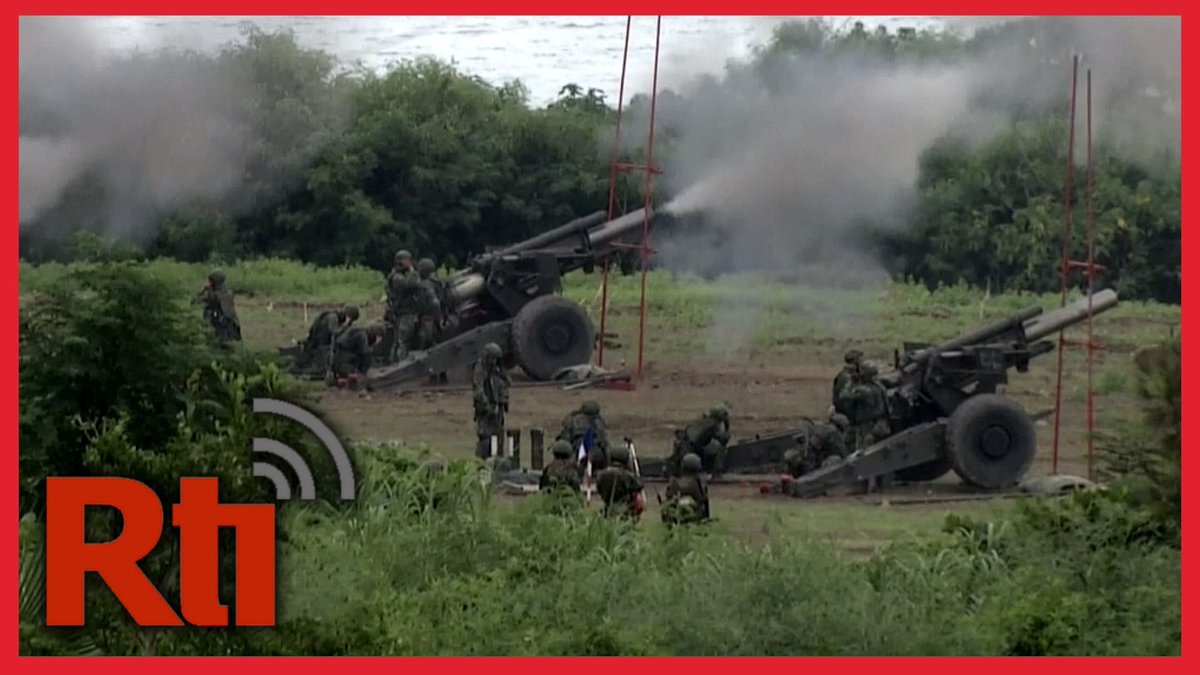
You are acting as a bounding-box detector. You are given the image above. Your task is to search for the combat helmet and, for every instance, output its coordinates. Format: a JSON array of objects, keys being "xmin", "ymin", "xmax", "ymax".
[
  {"xmin": 417, "ymin": 258, "xmax": 436, "ymax": 277},
  {"xmin": 609, "ymin": 445, "xmax": 630, "ymax": 465},
  {"xmin": 394, "ymin": 250, "xmax": 413, "ymax": 266},
  {"xmin": 551, "ymin": 440, "xmax": 573, "ymax": 458},
  {"xmin": 858, "ymin": 362, "xmax": 879, "ymax": 379},
  {"xmin": 708, "ymin": 403, "xmax": 730, "ymax": 421},
  {"xmin": 482, "ymin": 342, "xmax": 503, "ymax": 362},
  {"xmin": 844, "ymin": 348, "xmax": 864, "ymax": 364},
  {"xmin": 208, "ymin": 268, "xmax": 226, "ymax": 285},
  {"xmin": 341, "ymin": 304, "xmax": 361, "ymax": 321},
  {"xmin": 829, "ymin": 413, "xmax": 850, "ymax": 431},
  {"xmin": 581, "ymin": 400, "xmax": 600, "ymax": 416},
  {"xmin": 681, "ymin": 453, "xmax": 702, "ymax": 473}
]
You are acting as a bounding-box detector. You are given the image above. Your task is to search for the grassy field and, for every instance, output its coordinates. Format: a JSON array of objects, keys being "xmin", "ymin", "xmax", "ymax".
[{"xmin": 19, "ymin": 258, "xmax": 1180, "ymax": 550}]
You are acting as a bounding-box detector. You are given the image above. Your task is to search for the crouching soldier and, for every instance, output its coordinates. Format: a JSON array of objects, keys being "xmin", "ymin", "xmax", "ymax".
[
  {"xmin": 669, "ymin": 404, "xmax": 731, "ymax": 477},
  {"xmin": 661, "ymin": 453, "xmax": 710, "ymax": 526},
  {"xmin": 326, "ymin": 315, "xmax": 385, "ymax": 388},
  {"xmin": 596, "ymin": 445, "xmax": 645, "ymax": 520},
  {"xmin": 557, "ymin": 400, "xmax": 611, "ymax": 475},
  {"xmin": 539, "ymin": 440, "xmax": 583, "ymax": 513},
  {"xmin": 783, "ymin": 413, "xmax": 851, "ymax": 477}
]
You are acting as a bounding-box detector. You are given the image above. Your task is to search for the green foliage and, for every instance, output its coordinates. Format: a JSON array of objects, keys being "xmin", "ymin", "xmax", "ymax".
[
  {"xmin": 1098, "ymin": 337, "xmax": 1181, "ymax": 542},
  {"xmin": 881, "ymin": 118, "xmax": 1181, "ymax": 303},
  {"xmin": 19, "ymin": 21, "xmax": 1179, "ymax": 303},
  {"xmin": 18, "ymin": 262, "xmax": 351, "ymax": 654}
]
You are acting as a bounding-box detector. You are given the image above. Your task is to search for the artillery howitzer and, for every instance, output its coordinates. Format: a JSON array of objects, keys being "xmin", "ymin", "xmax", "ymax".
[
  {"xmin": 347, "ymin": 207, "xmax": 653, "ymax": 388},
  {"xmin": 642, "ymin": 290, "xmax": 1120, "ymax": 494}
]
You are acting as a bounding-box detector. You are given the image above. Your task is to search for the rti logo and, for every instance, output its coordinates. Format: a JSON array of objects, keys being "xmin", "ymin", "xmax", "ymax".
[{"xmin": 44, "ymin": 398, "xmax": 355, "ymax": 628}]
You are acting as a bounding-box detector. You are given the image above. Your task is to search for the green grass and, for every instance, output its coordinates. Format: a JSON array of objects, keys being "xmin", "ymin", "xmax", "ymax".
[{"xmin": 20, "ymin": 258, "xmax": 1180, "ymax": 357}]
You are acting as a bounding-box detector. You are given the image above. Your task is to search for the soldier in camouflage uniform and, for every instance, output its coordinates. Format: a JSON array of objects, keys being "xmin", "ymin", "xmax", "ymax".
[
  {"xmin": 539, "ymin": 440, "xmax": 583, "ymax": 494},
  {"xmin": 385, "ymin": 250, "xmax": 421, "ymax": 362},
  {"xmin": 294, "ymin": 305, "xmax": 357, "ymax": 372},
  {"xmin": 661, "ymin": 453, "xmax": 710, "ymax": 526},
  {"xmin": 668, "ymin": 404, "xmax": 732, "ymax": 477},
  {"xmin": 414, "ymin": 258, "xmax": 443, "ymax": 350},
  {"xmin": 325, "ymin": 309, "xmax": 382, "ymax": 387},
  {"xmin": 596, "ymin": 445, "xmax": 644, "ymax": 520},
  {"xmin": 832, "ymin": 349, "xmax": 863, "ymax": 415},
  {"xmin": 472, "ymin": 342, "xmax": 511, "ymax": 459},
  {"xmin": 844, "ymin": 362, "xmax": 891, "ymax": 450},
  {"xmin": 783, "ymin": 413, "xmax": 851, "ymax": 477},
  {"xmin": 556, "ymin": 400, "xmax": 611, "ymax": 474},
  {"xmin": 193, "ymin": 269, "xmax": 241, "ymax": 343}
]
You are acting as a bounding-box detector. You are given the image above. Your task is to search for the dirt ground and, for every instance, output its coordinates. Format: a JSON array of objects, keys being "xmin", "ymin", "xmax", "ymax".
[
  {"xmin": 243, "ymin": 292, "xmax": 1141, "ymax": 548},
  {"xmin": 311, "ymin": 357, "xmax": 1099, "ymax": 480}
]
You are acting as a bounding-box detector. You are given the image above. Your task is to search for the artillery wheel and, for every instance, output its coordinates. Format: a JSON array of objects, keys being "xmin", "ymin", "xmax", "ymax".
[
  {"xmin": 895, "ymin": 458, "xmax": 954, "ymax": 483},
  {"xmin": 946, "ymin": 394, "xmax": 1037, "ymax": 489},
  {"xmin": 511, "ymin": 295, "xmax": 596, "ymax": 381}
]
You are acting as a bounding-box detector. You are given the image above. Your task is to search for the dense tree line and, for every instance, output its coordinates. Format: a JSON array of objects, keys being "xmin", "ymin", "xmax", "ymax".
[{"xmin": 19, "ymin": 19, "xmax": 1179, "ymax": 302}]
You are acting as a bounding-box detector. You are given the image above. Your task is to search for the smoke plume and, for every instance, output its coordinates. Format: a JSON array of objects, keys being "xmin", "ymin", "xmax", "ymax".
[
  {"xmin": 632, "ymin": 16, "xmax": 1179, "ymax": 353},
  {"xmin": 20, "ymin": 17, "xmax": 256, "ymax": 242}
]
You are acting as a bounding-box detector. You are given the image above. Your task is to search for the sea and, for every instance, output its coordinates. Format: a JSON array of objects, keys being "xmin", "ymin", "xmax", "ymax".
[{"xmin": 78, "ymin": 15, "xmax": 958, "ymax": 106}]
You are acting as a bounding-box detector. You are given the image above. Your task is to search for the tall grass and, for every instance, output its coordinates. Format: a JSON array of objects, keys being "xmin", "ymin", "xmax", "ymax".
[{"xmin": 263, "ymin": 446, "xmax": 1181, "ymax": 656}]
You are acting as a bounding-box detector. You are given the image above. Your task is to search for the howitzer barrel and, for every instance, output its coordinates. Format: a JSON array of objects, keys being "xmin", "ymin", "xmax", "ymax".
[
  {"xmin": 494, "ymin": 210, "xmax": 607, "ymax": 257},
  {"xmin": 1023, "ymin": 289, "xmax": 1119, "ymax": 342},
  {"xmin": 448, "ymin": 207, "xmax": 656, "ymax": 305},
  {"xmin": 584, "ymin": 206, "xmax": 655, "ymax": 248},
  {"xmin": 902, "ymin": 304, "xmax": 1044, "ymax": 372}
]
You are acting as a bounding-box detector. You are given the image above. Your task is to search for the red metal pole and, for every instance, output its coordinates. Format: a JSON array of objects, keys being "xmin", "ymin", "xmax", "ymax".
[
  {"xmin": 597, "ymin": 16, "xmax": 633, "ymax": 369},
  {"xmin": 1085, "ymin": 68, "xmax": 1096, "ymax": 482},
  {"xmin": 635, "ymin": 16, "xmax": 662, "ymax": 380},
  {"xmin": 1051, "ymin": 54, "xmax": 1079, "ymax": 476}
]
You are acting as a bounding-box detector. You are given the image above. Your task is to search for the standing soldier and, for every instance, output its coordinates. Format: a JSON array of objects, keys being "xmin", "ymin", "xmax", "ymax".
[
  {"xmin": 845, "ymin": 362, "xmax": 891, "ymax": 450},
  {"xmin": 414, "ymin": 258, "xmax": 442, "ymax": 351},
  {"xmin": 385, "ymin": 250, "xmax": 420, "ymax": 362},
  {"xmin": 193, "ymin": 268, "xmax": 241, "ymax": 343},
  {"xmin": 539, "ymin": 440, "xmax": 583, "ymax": 495},
  {"xmin": 556, "ymin": 400, "xmax": 611, "ymax": 474},
  {"xmin": 668, "ymin": 404, "xmax": 732, "ymax": 477},
  {"xmin": 661, "ymin": 453, "xmax": 710, "ymax": 526},
  {"xmin": 833, "ymin": 349, "xmax": 863, "ymax": 415},
  {"xmin": 595, "ymin": 445, "xmax": 644, "ymax": 520},
  {"xmin": 472, "ymin": 342, "xmax": 511, "ymax": 459}
]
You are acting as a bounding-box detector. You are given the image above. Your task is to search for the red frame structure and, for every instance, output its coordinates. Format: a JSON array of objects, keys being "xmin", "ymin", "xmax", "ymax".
[
  {"xmin": 1050, "ymin": 56, "xmax": 1106, "ymax": 480},
  {"xmin": 596, "ymin": 15, "xmax": 663, "ymax": 388}
]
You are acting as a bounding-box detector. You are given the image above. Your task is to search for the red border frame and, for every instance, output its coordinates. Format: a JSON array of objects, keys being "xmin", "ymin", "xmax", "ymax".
[{"xmin": 10, "ymin": 3, "xmax": 1190, "ymax": 669}]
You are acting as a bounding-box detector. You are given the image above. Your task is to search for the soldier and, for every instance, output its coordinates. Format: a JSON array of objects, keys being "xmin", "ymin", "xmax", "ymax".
[
  {"xmin": 295, "ymin": 305, "xmax": 354, "ymax": 368},
  {"xmin": 472, "ymin": 342, "xmax": 511, "ymax": 459},
  {"xmin": 414, "ymin": 258, "xmax": 442, "ymax": 351},
  {"xmin": 385, "ymin": 250, "xmax": 420, "ymax": 362},
  {"xmin": 595, "ymin": 445, "xmax": 644, "ymax": 520},
  {"xmin": 783, "ymin": 413, "xmax": 851, "ymax": 477},
  {"xmin": 833, "ymin": 349, "xmax": 863, "ymax": 415},
  {"xmin": 539, "ymin": 440, "xmax": 583, "ymax": 495},
  {"xmin": 844, "ymin": 362, "xmax": 891, "ymax": 450},
  {"xmin": 661, "ymin": 453, "xmax": 710, "ymax": 526},
  {"xmin": 669, "ymin": 404, "xmax": 732, "ymax": 477},
  {"xmin": 326, "ymin": 310, "xmax": 381, "ymax": 387},
  {"xmin": 193, "ymin": 269, "xmax": 241, "ymax": 343},
  {"xmin": 556, "ymin": 400, "xmax": 611, "ymax": 474}
]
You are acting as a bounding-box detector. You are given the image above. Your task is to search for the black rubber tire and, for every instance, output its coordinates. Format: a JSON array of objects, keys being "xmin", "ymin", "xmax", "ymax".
[
  {"xmin": 511, "ymin": 295, "xmax": 596, "ymax": 381},
  {"xmin": 946, "ymin": 394, "xmax": 1037, "ymax": 489},
  {"xmin": 895, "ymin": 458, "xmax": 954, "ymax": 483}
]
